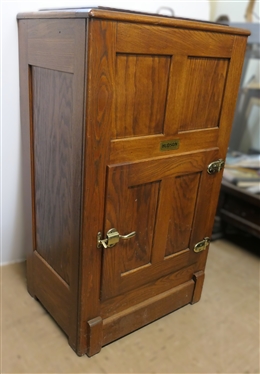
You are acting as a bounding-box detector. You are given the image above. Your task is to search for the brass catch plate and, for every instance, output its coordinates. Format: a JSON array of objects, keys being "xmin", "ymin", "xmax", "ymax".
[
  {"xmin": 160, "ymin": 139, "xmax": 180, "ymax": 152},
  {"xmin": 194, "ymin": 237, "xmax": 210, "ymax": 253},
  {"xmin": 207, "ymin": 159, "xmax": 225, "ymax": 174}
]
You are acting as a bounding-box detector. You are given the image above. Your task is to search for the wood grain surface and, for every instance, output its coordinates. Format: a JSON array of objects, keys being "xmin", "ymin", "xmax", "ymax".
[
  {"xmin": 33, "ymin": 67, "xmax": 76, "ymax": 285},
  {"xmin": 18, "ymin": 8, "xmax": 249, "ymax": 356},
  {"xmin": 179, "ymin": 57, "xmax": 229, "ymax": 131},
  {"xmin": 19, "ymin": 18, "xmax": 86, "ymax": 351},
  {"xmin": 114, "ymin": 54, "xmax": 170, "ymax": 138}
]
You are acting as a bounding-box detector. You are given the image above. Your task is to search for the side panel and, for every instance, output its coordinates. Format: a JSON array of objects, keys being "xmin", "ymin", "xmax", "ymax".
[{"xmin": 18, "ymin": 18, "xmax": 86, "ymax": 351}]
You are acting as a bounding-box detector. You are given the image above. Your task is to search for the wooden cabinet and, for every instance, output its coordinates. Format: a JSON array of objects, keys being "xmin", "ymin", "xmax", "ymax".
[{"xmin": 17, "ymin": 7, "xmax": 249, "ymax": 356}]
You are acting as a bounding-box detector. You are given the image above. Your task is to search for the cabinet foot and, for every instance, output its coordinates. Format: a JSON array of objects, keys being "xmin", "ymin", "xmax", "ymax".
[
  {"xmin": 191, "ymin": 270, "xmax": 205, "ymax": 304},
  {"xmin": 86, "ymin": 316, "xmax": 103, "ymax": 357}
]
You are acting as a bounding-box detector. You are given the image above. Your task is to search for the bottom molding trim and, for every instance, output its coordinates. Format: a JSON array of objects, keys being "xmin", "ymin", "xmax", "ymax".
[{"xmin": 102, "ymin": 279, "xmax": 194, "ymax": 347}]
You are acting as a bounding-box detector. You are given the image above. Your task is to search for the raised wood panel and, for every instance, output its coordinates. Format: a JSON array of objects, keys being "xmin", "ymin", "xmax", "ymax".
[
  {"xmin": 102, "ymin": 163, "xmax": 195, "ymax": 299},
  {"xmin": 114, "ymin": 54, "xmax": 170, "ymax": 138},
  {"xmin": 104, "ymin": 166, "xmax": 160, "ymax": 275},
  {"xmin": 121, "ymin": 182, "xmax": 160, "ymax": 273},
  {"xmin": 165, "ymin": 173, "xmax": 201, "ymax": 256},
  {"xmin": 179, "ymin": 57, "xmax": 229, "ymax": 131},
  {"xmin": 117, "ymin": 23, "xmax": 234, "ymax": 57},
  {"xmin": 32, "ymin": 66, "xmax": 81, "ymax": 285}
]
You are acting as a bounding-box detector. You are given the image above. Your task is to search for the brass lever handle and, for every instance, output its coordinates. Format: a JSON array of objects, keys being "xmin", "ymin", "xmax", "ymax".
[
  {"xmin": 119, "ymin": 231, "xmax": 136, "ymax": 240},
  {"xmin": 97, "ymin": 229, "xmax": 136, "ymax": 248}
]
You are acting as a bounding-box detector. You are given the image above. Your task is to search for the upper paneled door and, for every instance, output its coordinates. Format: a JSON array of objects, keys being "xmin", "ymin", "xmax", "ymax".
[{"xmin": 109, "ymin": 22, "xmax": 234, "ymax": 164}]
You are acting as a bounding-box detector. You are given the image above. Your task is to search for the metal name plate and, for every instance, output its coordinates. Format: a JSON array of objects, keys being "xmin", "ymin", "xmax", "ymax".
[{"xmin": 160, "ymin": 139, "xmax": 180, "ymax": 151}]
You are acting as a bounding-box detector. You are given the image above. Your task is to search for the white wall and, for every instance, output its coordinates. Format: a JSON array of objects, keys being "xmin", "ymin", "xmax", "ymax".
[
  {"xmin": 211, "ymin": 1, "xmax": 260, "ymax": 153},
  {"xmin": 211, "ymin": 0, "xmax": 260, "ymax": 23},
  {"xmin": 4, "ymin": 0, "xmax": 239, "ymax": 266},
  {"xmin": 211, "ymin": 0, "xmax": 260, "ymax": 84}
]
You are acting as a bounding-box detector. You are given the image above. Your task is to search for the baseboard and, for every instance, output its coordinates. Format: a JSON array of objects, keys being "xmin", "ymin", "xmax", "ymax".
[{"xmin": 0, "ymin": 258, "xmax": 26, "ymax": 266}]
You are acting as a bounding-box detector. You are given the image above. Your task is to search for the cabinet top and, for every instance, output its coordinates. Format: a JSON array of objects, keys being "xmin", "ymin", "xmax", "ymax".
[{"xmin": 17, "ymin": 6, "xmax": 250, "ymax": 36}]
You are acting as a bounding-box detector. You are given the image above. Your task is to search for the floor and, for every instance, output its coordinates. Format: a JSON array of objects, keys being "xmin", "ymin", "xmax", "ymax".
[{"xmin": 1, "ymin": 238, "xmax": 259, "ymax": 374}]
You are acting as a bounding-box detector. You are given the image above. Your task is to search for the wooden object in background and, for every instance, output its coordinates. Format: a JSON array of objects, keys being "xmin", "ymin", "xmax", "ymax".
[
  {"xmin": 245, "ymin": 0, "xmax": 256, "ymax": 22},
  {"xmin": 17, "ymin": 7, "xmax": 249, "ymax": 356},
  {"xmin": 218, "ymin": 180, "xmax": 260, "ymax": 238}
]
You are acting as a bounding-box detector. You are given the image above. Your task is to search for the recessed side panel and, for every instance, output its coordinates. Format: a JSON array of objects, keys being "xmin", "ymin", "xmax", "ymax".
[
  {"xmin": 179, "ymin": 57, "xmax": 229, "ymax": 131},
  {"xmin": 114, "ymin": 54, "xmax": 171, "ymax": 138},
  {"xmin": 32, "ymin": 66, "xmax": 81, "ymax": 286}
]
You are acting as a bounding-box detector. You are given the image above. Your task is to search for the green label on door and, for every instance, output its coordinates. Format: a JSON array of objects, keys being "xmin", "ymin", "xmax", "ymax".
[{"xmin": 160, "ymin": 139, "xmax": 180, "ymax": 151}]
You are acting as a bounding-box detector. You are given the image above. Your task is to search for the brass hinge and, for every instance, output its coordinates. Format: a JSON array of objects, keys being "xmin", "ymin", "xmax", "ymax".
[
  {"xmin": 194, "ymin": 237, "xmax": 211, "ymax": 253},
  {"xmin": 207, "ymin": 159, "xmax": 225, "ymax": 175}
]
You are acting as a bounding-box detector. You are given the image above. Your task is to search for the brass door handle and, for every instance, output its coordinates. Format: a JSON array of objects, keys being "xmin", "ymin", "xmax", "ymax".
[
  {"xmin": 119, "ymin": 232, "xmax": 136, "ymax": 240},
  {"xmin": 97, "ymin": 228, "xmax": 136, "ymax": 249}
]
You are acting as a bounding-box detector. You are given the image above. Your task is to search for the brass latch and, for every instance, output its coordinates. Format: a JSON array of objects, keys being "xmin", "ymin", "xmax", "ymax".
[
  {"xmin": 97, "ymin": 228, "xmax": 136, "ymax": 249},
  {"xmin": 207, "ymin": 159, "xmax": 225, "ymax": 174},
  {"xmin": 194, "ymin": 237, "xmax": 211, "ymax": 253}
]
